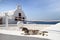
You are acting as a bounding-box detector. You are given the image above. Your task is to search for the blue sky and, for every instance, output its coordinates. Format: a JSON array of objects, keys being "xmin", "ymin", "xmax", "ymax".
[{"xmin": 0, "ymin": 0, "xmax": 60, "ymax": 20}]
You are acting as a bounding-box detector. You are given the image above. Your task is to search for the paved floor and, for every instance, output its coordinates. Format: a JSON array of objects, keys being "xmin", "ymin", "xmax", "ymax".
[{"xmin": 0, "ymin": 34, "xmax": 50, "ymax": 40}]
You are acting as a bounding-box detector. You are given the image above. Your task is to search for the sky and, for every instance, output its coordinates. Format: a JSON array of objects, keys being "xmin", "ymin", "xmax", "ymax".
[{"xmin": 0, "ymin": 0, "xmax": 60, "ymax": 20}]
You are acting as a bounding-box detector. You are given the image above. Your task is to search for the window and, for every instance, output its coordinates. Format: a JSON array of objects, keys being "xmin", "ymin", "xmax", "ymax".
[
  {"xmin": 23, "ymin": 17, "xmax": 25, "ymax": 19},
  {"xmin": 19, "ymin": 13, "xmax": 21, "ymax": 16}
]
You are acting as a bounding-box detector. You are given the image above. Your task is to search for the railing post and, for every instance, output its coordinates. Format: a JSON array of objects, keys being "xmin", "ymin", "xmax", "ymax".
[{"xmin": 5, "ymin": 13, "xmax": 8, "ymax": 28}]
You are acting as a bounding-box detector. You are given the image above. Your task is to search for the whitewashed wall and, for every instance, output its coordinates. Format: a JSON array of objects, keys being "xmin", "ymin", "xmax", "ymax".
[{"xmin": 13, "ymin": 8, "xmax": 26, "ymax": 19}]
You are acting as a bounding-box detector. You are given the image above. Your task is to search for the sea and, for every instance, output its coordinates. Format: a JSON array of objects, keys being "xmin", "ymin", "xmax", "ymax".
[{"xmin": 24, "ymin": 21, "xmax": 60, "ymax": 24}]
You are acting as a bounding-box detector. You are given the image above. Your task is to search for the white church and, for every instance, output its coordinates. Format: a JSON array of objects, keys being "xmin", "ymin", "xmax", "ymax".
[{"xmin": 0, "ymin": 5, "xmax": 26, "ymax": 24}]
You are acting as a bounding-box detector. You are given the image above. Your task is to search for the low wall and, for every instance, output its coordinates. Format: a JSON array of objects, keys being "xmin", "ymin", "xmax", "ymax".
[
  {"xmin": 0, "ymin": 24, "xmax": 52, "ymax": 30},
  {"xmin": 19, "ymin": 24, "xmax": 52, "ymax": 30}
]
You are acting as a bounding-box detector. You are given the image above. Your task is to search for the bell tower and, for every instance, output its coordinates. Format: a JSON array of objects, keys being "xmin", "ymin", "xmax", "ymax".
[
  {"xmin": 16, "ymin": 4, "xmax": 22, "ymax": 10},
  {"xmin": 14, "ymin": 4, "xmax": 26, "ymax": 21}
]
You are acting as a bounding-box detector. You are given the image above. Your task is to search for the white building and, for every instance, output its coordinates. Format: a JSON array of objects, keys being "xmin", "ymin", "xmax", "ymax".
[{"xmin": 0, "ymin": 5, "xmax": 26, "ymax": 24}]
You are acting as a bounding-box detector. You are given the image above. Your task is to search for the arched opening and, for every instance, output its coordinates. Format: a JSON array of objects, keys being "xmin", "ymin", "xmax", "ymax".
[
  {"xmin": 19, "ymin": 13, "xmax": 21, "ymax": 17},
  {"xmin": 15, "ymin": 13, "xmax": 22, "ymax": 21},
  {"xmin": 15, "ymin": 13, "xmax": 25, "ymax": 21},
  {"xmin": 0, "ymin": 17, "xmax": 2, "ymax": 24}
]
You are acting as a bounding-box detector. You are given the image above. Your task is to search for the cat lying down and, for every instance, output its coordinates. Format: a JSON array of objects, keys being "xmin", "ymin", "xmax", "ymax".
[{"xmin": 20, "ymin": 27, "xmax": 48, "ymax": 36}]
